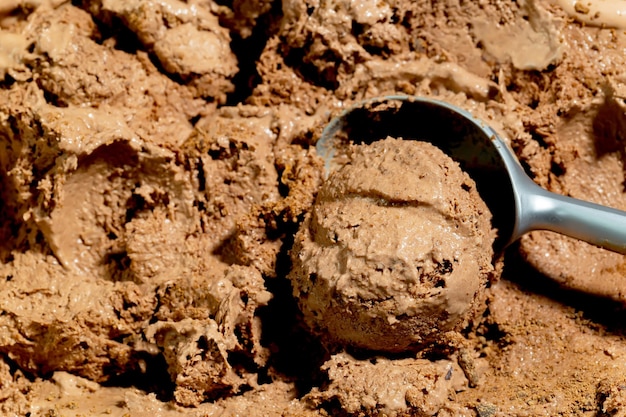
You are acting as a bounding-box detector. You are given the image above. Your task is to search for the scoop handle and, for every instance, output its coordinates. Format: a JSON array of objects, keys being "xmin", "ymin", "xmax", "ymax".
[{"xmin": 517, "ymin": 179, "xmax": 626, "ymax": 254}]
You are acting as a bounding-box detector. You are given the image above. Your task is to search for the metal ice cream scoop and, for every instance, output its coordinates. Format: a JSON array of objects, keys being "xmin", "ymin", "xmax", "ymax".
[{"xmin": 316, "ymin": 95, "xmax": 626, "ymax": 254}]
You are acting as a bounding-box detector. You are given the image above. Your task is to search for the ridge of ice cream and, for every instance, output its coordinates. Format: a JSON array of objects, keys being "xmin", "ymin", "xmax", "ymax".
[{"xmin": 289, "ymin": 138, "xmax": 496, "ymax": 352}]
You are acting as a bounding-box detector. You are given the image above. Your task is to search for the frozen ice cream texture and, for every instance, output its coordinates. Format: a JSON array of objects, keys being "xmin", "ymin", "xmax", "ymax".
[
  {"xmin": 4, "ymin": 0, "xmax": 626, "ymax": 414},
  {"xmin": 289, "ymin": 138, "xmax": 496, "ymax": 352}
]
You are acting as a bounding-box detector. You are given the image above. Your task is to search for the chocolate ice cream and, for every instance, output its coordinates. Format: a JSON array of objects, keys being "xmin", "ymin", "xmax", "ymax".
[
  {"xmin": 290, "ymin": 138, "xmax": 496, "ymax": 352},
  {"xmin": 2, "ymin": 0, "xmax": 626, "ymax": 415}
]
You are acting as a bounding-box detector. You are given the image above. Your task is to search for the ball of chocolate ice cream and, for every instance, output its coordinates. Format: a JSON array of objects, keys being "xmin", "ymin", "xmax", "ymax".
[{"xmin": 289, "ymin": 138, "xmax": 496, "ymax": 352}]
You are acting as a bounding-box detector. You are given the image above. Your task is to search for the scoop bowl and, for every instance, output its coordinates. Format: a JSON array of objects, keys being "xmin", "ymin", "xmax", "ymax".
[{"xmin": 316, "ymin": 95, "xmax": 626, "ymax": 254}]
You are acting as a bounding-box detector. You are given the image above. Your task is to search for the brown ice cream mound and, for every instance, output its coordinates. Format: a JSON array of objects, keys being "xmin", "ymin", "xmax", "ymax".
[
  {"xmin": 4, "ymin": 0, "xmax": 626, "ymax": 414},
  {"xmin": 290, "ymin": 138, "xmax": 496, "ymax": 352}
]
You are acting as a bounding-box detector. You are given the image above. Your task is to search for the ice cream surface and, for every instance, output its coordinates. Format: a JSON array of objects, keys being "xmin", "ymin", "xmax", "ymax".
[
  {"xmin": 290, "ymin": 138, "xmax": 496, "ymax": 352},
  {"xmin": 2, "ymin": 0, "xmax": 626, "ymax": 416}
]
